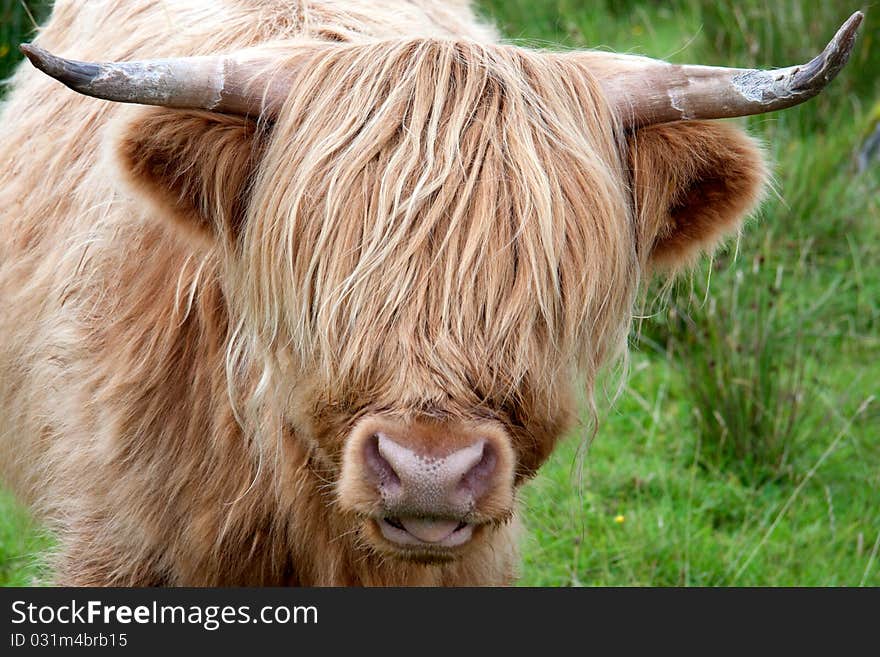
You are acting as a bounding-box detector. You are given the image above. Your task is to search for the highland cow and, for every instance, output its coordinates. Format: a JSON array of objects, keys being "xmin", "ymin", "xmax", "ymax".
[{"xmin": 0, "ymin": 1, "xmax": 860, "ymax": 585}]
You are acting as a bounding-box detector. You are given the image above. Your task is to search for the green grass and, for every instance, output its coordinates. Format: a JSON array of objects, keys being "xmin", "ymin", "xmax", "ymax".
[
  {"xmin": 1, "ymin": 0, "xmax": 878, "ymax": 586},
  {"xmin": 0, "ymin": 1, "xmax": 45, "ymax": 80},
  {"xmin": 0, "ymin": 490, "xmax": 51, "ymax": 586}
]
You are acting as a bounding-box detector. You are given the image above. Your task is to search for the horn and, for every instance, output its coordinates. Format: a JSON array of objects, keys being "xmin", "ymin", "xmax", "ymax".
[
  {"xmin": 19, "ymin": 44, "xmax": 289, "ymax": 117},
  {"xmin": 21, "ymin": 11, "xmax": 863, "ymax": 126},
  {"xmin": 585, "ymin": 11, "xmax": 863, "ymax": 128}
]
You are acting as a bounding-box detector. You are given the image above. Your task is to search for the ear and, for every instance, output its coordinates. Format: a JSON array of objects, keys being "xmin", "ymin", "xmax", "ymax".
[
  {"xmin": 627, "ymin": 121, "xmax": 767, "ymax": 273},
  {"xmin": 115, "ymin": 108, "xmax": 266, "ymax": 246}
]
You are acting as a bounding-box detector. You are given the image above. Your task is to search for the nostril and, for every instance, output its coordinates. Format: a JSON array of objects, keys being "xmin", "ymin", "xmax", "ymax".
[
  {"xmin": 364, "ymin": 434, "xmax": 401, "ymax": 489},
  {"xmin": 458, "ymin": 440, "xmax": 497, "ymax": 500}
]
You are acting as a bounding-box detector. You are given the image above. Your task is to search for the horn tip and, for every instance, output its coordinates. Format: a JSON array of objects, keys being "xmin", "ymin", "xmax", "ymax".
[
  {"xmin": 802, "ymin": 10, "xmax": 865, "ymax": 86},
  {"xmin": 19, "ymin": 42, "xmax": 39, "ymax": 63},
  {"xmin": 18, "ymin": 43, "xmax": 60, "ymax": 76},
  {"xmin": 16, "ymin": 44, "xmax": 101, "ymax": 92},
  {"xmin": 847, "ymin": 11, "xmax": 865, "ymax": 28},
  {"xmin": 821, "ymin": 11, "xmax": 863, "ymax": 73},
  {"xmin": 836, "ymin": 11, "xmax": 864, "ymax": 51}
]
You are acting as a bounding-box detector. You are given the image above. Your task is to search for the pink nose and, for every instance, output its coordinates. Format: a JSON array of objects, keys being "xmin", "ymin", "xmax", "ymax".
[
  {"xmin": 365, "ymin": 433, "xmax": 497, "ymax": 520},
  {"xmin": 339, "ymin": 418, "xmax": 516, "ymax": 549}
]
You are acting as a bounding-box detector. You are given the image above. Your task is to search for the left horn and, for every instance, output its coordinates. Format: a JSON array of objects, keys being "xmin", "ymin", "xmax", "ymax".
[
  {"xmin": 584, "ymin": 11, "xmax": 863, "ymax": 128},
  {"xmin": 19, "ymin": 44, "xmax": 288, "ymax": 117}
]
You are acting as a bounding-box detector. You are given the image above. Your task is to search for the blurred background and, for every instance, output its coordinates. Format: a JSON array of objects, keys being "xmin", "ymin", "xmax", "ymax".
[{"xmin": 1, "ymin": 0, "xmax": 878, "ymax": 586}]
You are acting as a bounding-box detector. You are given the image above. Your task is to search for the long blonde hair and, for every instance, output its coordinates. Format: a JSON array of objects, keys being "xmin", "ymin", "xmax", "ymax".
[{"xmin": 229, "ymin": 38, "xmax": 638, "ymax": 420}]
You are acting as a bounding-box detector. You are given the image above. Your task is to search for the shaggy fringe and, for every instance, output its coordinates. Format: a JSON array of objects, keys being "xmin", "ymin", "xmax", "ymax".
[{"xmin": 230, "ymin": 38, "xmax": 637, "ymax": 429}]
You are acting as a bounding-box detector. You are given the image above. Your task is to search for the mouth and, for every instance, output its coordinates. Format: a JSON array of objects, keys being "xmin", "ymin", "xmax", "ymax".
[{"xmin": 374, "ymin": 516, "xmax": 475, "ymax": 550}]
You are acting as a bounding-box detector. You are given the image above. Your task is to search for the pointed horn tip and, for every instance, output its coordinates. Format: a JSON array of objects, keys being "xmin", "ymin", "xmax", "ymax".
[
  {"xmin": 832, "ymin": 11, "xmax": 864, "ymax": 56},
  {"xmin": 803, "ymin": 10, "xmax": 864, "ymax": 86},
  {"xmin": 19, "ymin": 42, "xmax": 38, "ymax": 62},
  {"xmin": 19, "ymin": 43, "xmax": 61, "ymax": 75},
  {"xmin": 844, "ymin": 10, "xmax": 865, "ymax": 32}
]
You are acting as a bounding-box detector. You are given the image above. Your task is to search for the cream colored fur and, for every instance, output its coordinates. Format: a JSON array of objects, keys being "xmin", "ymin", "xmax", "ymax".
[{"xmin": 0, "ymin": 0, "xmax": 765, "ymax": 585}]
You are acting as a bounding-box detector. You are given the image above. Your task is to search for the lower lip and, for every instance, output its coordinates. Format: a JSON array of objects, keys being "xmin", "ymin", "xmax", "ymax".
[{"xmin": 376, "ymin": 518, "xmax": 475, "ymax": 549}]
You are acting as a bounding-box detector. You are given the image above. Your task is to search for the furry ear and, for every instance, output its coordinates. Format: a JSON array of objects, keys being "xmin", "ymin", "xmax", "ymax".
[
  {"xmin": 627, "ymin": 121, "xmax": 767, "ymax": 273},
  {"xmin": 116, "ymin": 108, "xmax": 266, "ymax": 245}
]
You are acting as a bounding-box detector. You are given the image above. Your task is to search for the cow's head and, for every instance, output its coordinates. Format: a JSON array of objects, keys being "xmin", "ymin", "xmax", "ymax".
[{"xmin": 21, "ymin": 12, "xmax": 859, "ymax": 562}]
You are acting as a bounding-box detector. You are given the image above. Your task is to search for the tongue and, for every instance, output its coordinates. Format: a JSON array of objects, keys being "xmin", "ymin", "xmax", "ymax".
[{"xmin": 399, "ymin": 517, "xmax": 461, "ymax": 543}]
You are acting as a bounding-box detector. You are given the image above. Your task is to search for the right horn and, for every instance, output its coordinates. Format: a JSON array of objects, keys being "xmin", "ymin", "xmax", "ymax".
[
  {"xmin": 582, "ymin": 11, "xmax": 863, "ymax": 129},
  {"xmin": 19, "ymin": 43, "xmax": 300, "ymax": 117}
]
